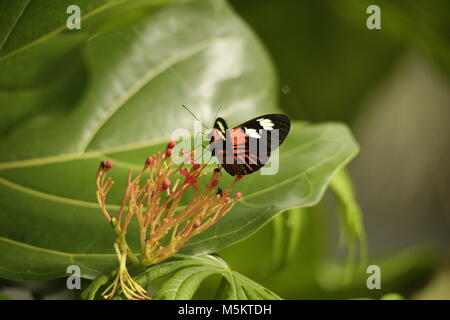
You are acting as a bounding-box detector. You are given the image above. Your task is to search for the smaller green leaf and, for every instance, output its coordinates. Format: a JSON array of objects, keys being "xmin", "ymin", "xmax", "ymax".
[
  {"xmin": 81, "ymin": 272, "xmax": 112, "ymax": 300},
  {"xmin": 330, "ymin": 168, "xmax": 367, "ymax": 282},
  {"xmin": 214, "ymin": 277, "xmax": 229, "ymax": 299},
  {"xmin": 137, "ymin": 259, "xmax": 201, "ymax": 285},
  {"xmin": 130, "ymin": 254, "xmax": 281, "ymax": 300},
  {"xmin": 241, "ymin": 283, "xmax": 263, "ymax": 300},
  {"xmin": 155, "ymin": 266, "xmax": 215, "ymax": 300},
  {"xmin": 234, "ymin": 272, "xmax": 282, "ymax": 300},
  {"xmin": 215, "ymin": 273, "xmax": 240, "ymax": 300},
  {"xmin": 271, "ymin": 207, "xmax": 305, "ymax": 272}
]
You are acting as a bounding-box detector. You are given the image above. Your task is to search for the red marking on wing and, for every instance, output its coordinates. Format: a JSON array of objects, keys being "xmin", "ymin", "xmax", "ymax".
[
  {"xmin": 230, "ymin": 127, "xmax": 246, "ymax": 145},
  {"xmin": 229, "ymin": 127, "xmax": 247, "ymax": 157}
]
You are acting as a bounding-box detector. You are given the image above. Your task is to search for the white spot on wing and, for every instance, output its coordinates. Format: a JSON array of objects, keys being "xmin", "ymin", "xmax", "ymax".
[
  {"xmin": 257, "ymin": 118, "xmax": 275, "ymax": 130},
  {"xmin": 217, "ymin": 121, "xmax": 225, "ymax": 133},
  {"xmin": 217, "ymin": 130, "xmax": 225, "ymax": 139},
  {"xmin": 245, "ymin": 128, "xmax": 261, "ymax": 138}
]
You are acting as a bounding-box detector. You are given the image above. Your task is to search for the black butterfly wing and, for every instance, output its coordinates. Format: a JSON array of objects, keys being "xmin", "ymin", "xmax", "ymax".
[
  {"xmin": 210, "ymin": 114, "xmax": 290, "ymax": 176},
  {"xmin": 237, "ymin": 114, "xmax": 291, "ymax": 154},
  {"xmin": 208, "ymin": 117, "xmax": 228, "ymax": 158}
]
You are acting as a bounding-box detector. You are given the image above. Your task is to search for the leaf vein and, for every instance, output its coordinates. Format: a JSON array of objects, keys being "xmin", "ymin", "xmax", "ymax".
[
  {"xmin": 79, "ymin": 40, "xmax": 213, "ymax": 152},
  {"xmin": 0, "ymin": 0, "xmax": 31, "ymax": 51}
]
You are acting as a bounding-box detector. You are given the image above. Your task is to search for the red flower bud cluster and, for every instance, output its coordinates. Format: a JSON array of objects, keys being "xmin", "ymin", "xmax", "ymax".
[{"xmin": 95, "ymin": 141, "xmax": 243, "ymax": 300}]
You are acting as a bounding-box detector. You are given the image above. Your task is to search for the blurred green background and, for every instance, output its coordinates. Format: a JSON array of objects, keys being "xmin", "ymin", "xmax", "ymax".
[
  {"xmin": 211, "ymin": 0, "xmax": 450, "ymax": 300},
  {"xmin": 1, "ymin": 0, "xmax": 449, "ymax": 299}
]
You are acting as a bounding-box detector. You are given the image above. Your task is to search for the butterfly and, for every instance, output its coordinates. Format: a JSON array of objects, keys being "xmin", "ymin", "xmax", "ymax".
[{"xmin": 208, "ymin": 114, "xmax": 291, "ymax": 176}]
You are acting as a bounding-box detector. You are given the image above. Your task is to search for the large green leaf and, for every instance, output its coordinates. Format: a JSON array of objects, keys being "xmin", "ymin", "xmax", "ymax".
[
  {"xmin": 0, "ymin": 121, "xmax": 358, "ymax": 280},
  {"xmin": 0, "ymin": 0, "xmax": 359, "ymax": 281},
  {"xmin": 0, "ymin": 237, "xmax": 116, "ymax": 281},
  {"xmin": 0, "ymin": 0, "xmax": 189, "ymax": 58},
  {"xmin": 0, "ymin": 0, "xmax": 190, "ymax": 133},
  {"xmin": 0, "ymin": 0, "xmax": 277, "ymax": 280}
]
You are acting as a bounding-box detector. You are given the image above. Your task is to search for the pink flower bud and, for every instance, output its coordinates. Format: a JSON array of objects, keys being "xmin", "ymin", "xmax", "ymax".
[
  {"xmin": 162, "ymin": 179, "xmax": 171, "ymax": 190},
  {"xmin": 224, "ymin": 196, "xmax": 231, "ymax": 202},
  {"xmin": 167, "ymin": 141, "xmax": 177, "ymax": 149},
  {"xmin": 193, "ymin": 219, "xmax": 202, "ymax": 228},
  {"xmin": 145, "ymin": 156, "xmax": 154, "ymax": 168},
  {"xmin": 101, "ymin": 160, "xmax": 113, "ymax": 172},
  {"xmin": 234, "ymin": 192, "xmax": 242, "ymax": 200}
]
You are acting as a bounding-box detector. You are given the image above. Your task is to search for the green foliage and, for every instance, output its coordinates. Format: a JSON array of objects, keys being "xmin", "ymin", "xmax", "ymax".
[
  {"xmin": 271, "ymin": 207, "xmax": 304, "ymax": 272},
  {"xmin": 270, "ymin": 168, "xmax": 368, "ymax": 280},
  {"xmin": 0, "ymin": 237, "xmax": 117, "ymax": 281},
  {"xmin": 330, "ymin": 168, "xmax": 367, "ymax": 283},
  {"xmin": 229, "ymin": 0, "xmax": 401, "ymax": 123},
  {"xmin": 0, "ymin": 0, "xmax": 379, "ymax": 301},
  {"xmin": 82, "ymin": 254, "xmax": 281, "ymax": 300},
  {"xmin": 0, "ymin": 0, "xmax": 359, "ymax": 286},
  {"xmin": 230, "ymin": 0, "xmax": 450, "ymax": 123},
  {"xmin": 0, "ymin": 0, "xmax": 190, "ymax": 134}
]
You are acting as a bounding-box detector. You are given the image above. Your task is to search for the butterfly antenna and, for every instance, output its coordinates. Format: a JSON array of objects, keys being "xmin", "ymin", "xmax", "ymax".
[
  {"xmin": 181, "ymin": 105, "xmax": 209, "ymax": 129},
  {"xmin": 211, "ymin": 105, "xmax": 222, "ymax": 128}
]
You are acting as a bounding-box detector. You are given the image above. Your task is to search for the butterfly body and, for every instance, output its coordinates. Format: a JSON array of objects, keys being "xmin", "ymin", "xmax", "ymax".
[{"xmin": 208, "ymin": 114, "xmax": 291, "ymax": 176}]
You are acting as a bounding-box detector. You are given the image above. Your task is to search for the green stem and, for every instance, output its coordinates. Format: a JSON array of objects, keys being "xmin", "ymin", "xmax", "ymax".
[{"xmin": 114, "ymin": 227, "xmax": 140, "ymax": 267}]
